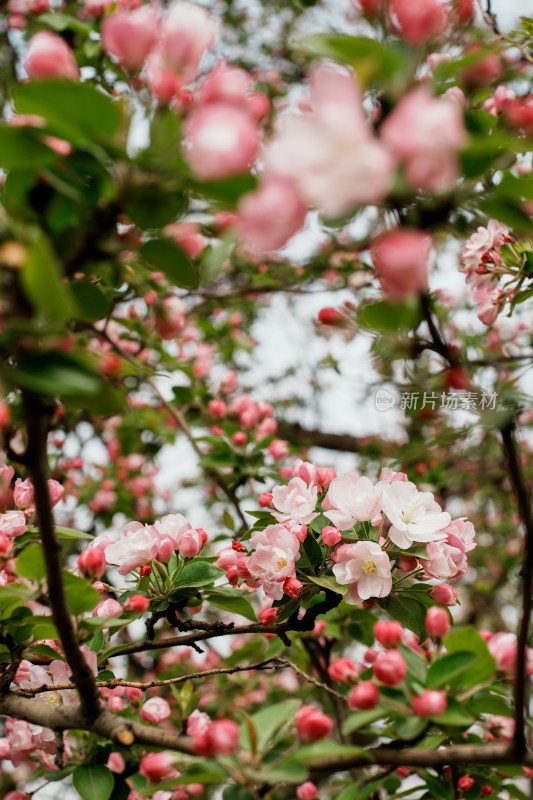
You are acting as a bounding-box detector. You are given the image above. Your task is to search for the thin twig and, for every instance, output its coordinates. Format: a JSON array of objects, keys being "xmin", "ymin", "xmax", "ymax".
[{"xmin": 500, "ymin": 421, "xmax": 533, "ymax": 758}]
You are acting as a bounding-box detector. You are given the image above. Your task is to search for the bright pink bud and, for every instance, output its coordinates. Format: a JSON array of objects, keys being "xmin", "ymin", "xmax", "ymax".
[
  {"xmin": 373, "ymin": 650, "xmax": 407, "ymax": 686},
  {"xmin": 0, "ymin": 511, "xmax": 26, "ymax": 538},
  {"xmin": 318, "ymin": 307, "xmax": 343, "ymax": 325},
  {"xmin": 259, "ymin": 607, "xmax": 277, "ymax": 626},
  {"xmin": 391, "ymin": 0, "xmax": 448, "ymax": 45},
  {"xmin": 93, "ymin": 598, "xmax": 123, "ymax": 619},
  {"xmin": 412, "ymin": 689, "xmax": 447, "ymax": 716},
  {"xmin": 101, "ymin": 6, "xmax": 159, "ymax": 72},
  {"xmin": 457, "ymin": 775, "xmax": 475, "ymax": 791},
  {"xmin": 322, "ymin": 526, "xmax": 341, "ymax": 547},
  {"xmin": 194, "ymin": 719, "xmax": 240, "ymax": 756},
  {"xmin": 232, "ymin": 431, "xmax": 247, "ymax": 446},
  {"xmin": 348, "ymin": 680, "xmax": 380, "ymax": 710},
  {"xmin": 313, "ymin": 620, "xmax": 327, "ymax": 637},
  {"xmin": 374, "ymin": 620, "xmax": 404, "ymax": 649},
  {"xmin": 140, "ymin": 564, "xmax": 152, "ymax": 577},
  {"xmin": 125, "ymin": 686, "xmax": 143, "ymax": 705},
  {"xmin": 317, "ymin": 467, "xmax": 336, "ymax": 489},
  {"xmin": 13, "ymin": 478, "xmax": 34, "ymax": 509},
  {"xmin": 259, "ymin": 492, "xmax": 274, "ymax": 508},
  {"xmin": 140, "ymin": 696, "xmax": 172, "ymax": 723},
  {"xmin": 0, "ymin": 535, "xmax": 13, "ymax": 559},
  {"xmin": 107, "ymin": 752, "xmax": 125, "ymax": 773},
  {"xmin": 208, "ymin": 399, "xmax": 227, "ymax": 418},
  {"xmin": 295, "ymin": 705, "xmax": 333, "ymax": 742},
  {"xmin": 123, "ymin": 594, "xmax": 150, "ymax": 613},
  {"xmin": 296, "ymin": 782, "xmax": 319, "ymax": 800},
  {"xmin": 283, "ymin": 577, "xmax": 302, "ymax": 599},
  {"xmin": 226, "ymin": 565, "xmax": 239, "ymax": 585},
  {"xmin": 139, "ymin": 752, "xmax": 176, "ymax": 783},
  {"xmin": 426, "ymin": 606, "xmax": 450, "ymax": 640},
  {"xmin": 268, "ymin": 439, "xmax": 289, "ymax": 459},
  {"xmin": 48, "ymin": 479, "xmax": 64, "ymax": 507},
  {"xmin": 159, "ymin": 2, "xmax": 215, "ymax": 81},
  {"xmin": 178, "ymin": 530, "xmax": 203, "ymax": 558},
  {"xmin": 78, "ymin": 548, "xmax": 106, "ymax": 580},
  {"xmin": 398, "ymin": 556, "xmax": 418, "ymax": 573},
  {"xmin": 25, "ymin": 31, "xmax": 79, "ymax": 80},
  {"xmin": 327, "ymin": 657, "xmax": 357, "ymax": 683},
  {"xmin": 371, "ymin": 228, "xmax": 432, "ymax": 300},
  {"xmin": 431, "ymin": 584, "xmax": 458, "ymax": 606}
]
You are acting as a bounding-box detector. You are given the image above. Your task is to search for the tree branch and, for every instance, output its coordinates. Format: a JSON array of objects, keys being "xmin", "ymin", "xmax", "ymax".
[
  {"xmin": 22, "ymin": 394, "xmax": 101, "ymax": 721},
  {"xmin": 500, "ymin": 421, "xmax": 533, "ymax": 758}
]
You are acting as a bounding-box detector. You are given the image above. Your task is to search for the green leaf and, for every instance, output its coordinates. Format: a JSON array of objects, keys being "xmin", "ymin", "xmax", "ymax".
[
  {"xmin": 125, "ymin": 183, "xmax": 187, "ymax": 229},
  {"xmin": 206, "ymin": 592, "xmax": 257, "ymax": 621},
  {"xmin": 73, "ymin": 765, "xmax": 114, "ymax": 800},
  {"xmin": 21, "ymin": 236, "xmax": 76, "ymax": 323},
  {"xmin": 7, "ymin": 353, "xmax": 102, "ymax": 399},
  {"xmin": 55, "ymin": 526, "xmax": 95, "ymax": 541},
  {"xmin": 172, "ymin": 560, "xmax": 224, "ymax": 591},
  {"xmin": 427, "ymin": 651, "xmax": 478, "ymax": 689},
  {"xmin": 302, "ymin": 35, "xmax": 406, "ymax": 87},
  {"xmin": 13, "ymin": 80, "xmax": 120, "ymax": 144},
  {"xmin": 71, "ymin": 281, "xmax": 109, "ymax": 323},
  {"xmin": 380, "ymin": 595, "xmax": 427, "ymax": 641},
  {"xmin": 0, "ymin": 125, "xmax": 58, "ymax": 169},
  {"xmin": 478, "ymin": 197, "xmax": 533, "ymax": 234},
  {"xmin": 16, "ymin": 544, "xmax": 46, "ymax": 581},
  {"xmin": 342, "ymin": 707, "xmax": 387, "ymax": 735},
  {"xmin": 468, "ymin": 691, "xmax": 514, "ymax": 717},
  {"xmin": 307, "ymin": 574, "xmax": 348, "ymax": 596},
  {"xmin": 62, "ymin": 571, "xmax": 100, "ymax": 616},
  {"xmin": 396, "ymin": 715, "xmax": 428, "ymax": 740},
  {"xmin": 290, "ymin": 740, "xmax": 371, "ymax": 762},
  {"xmin": 240, "ymin": 699, "xmax": 301, "ymax": 753},
  {"xmin": 89, "ymin": 630, "xmax": 105, "ymax": 653},
  {"xmin": 358, "ymin": 299, "xmax": 422, "ymax": 333},
  {"xmin": 140, "ymin": 238, "xmax": 199, "ymax": 289},
  {"xmin": 443, "ymin": 627, "xmax": 496, "ymax": 686}
]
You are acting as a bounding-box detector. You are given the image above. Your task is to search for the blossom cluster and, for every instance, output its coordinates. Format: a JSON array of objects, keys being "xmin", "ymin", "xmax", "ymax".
[
  {"xmin": 459, "ymin": 220, "xmax": 513, "ymax": 325},
  {"xmin": 216, "ymin": 461, "xmax": 476, "ymax": 608}
]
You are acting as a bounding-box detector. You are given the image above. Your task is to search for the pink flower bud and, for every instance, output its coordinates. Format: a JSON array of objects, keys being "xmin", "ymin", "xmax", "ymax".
[
  {"xmin": 25, "ymin": 31, "xmax": 79, "ymax": 80},
  {"xmin": 123, "ymin": 594, "xmax": 150, "ymax": 613},
  {"xmin": 78, "ymin": 548, "xmax": 106, "ymax": 580},
  {"xmin": 268, "ymin": 439, "xmax": 289, "ymax": 460},
  {"xmin": 391, "ymin": 0, "xmax": 448, "ymax": 45},
  {"xmin": 238, "ymin": 176, "xmax": 306, "ymax": 253},
  {"xmin": 6, "ymin": 792, "xmax": 31, "ymax": 800},
  {"xmin": 412, "ymin": 689, "xmax": 447, "ymax": 716},
  {"xmin": 348, "ymin": 680, "xmax": 380, "ymax": 710},
  {"xmin": 194, "ymin": 719, "xmax": 240, "ymax": 756},
  {"xmin": 296, "ymin": 782, "xmax": 319, "ymax": 800},
  {"xmin": 317, "ymin": 467, "xmax": 336, "ymax": 489},
  {"xmin": 373, "ymin": 650, "xmax": 407, "ymax": 686},
  {"xmin": 0, "ymin": 510, "xmax": 27, "ymax": 538},
  {"xmin": 208, "ymin": 399, "xmax": 227, "ymax": 418},
  {"xmin": 322, "ymin": 526, "xmax": 341, "ymax": 547},
  {"xmin": 232, "ymin": 431, "xmax": 247, "ymax": 446},
  {"xmin": 154, "ymin": 296, "xmax": 187, "ymax": 340},
  {"xmin": 13, "ymin": 478, "xmax": 34, "ymax": 510},
  {"xmin": 107, "ymin": 752, "xmax": 125, "ymax": 773},
  {"xmin": 313, "ymin": 620, "xmax": 327, "ymax": 637},
  {"xmin": 259, "ymin": 492, "xmax": 274, "ymax": 508},
  {"xmin": 47, "ymin": 479, "xmax": 64, "ymax": 507},
  {"xmin": 226, "ymin": 565, "xmax": 239, "ymax": 585},
  {"xmin": 374, "ymin": 620, "xmax": 404, "ymax": 649},
  {"xmin": 0, "ymin": 535, "xmax": 13, "ymax": 560},
  {"xmin": 371, "ymin": 229, "xmax": 432, "ymax": 300},
  {"xmin": 185, "ymin": 103, "xmax": 259, "ymax": 180},
  {"xmin": 101, "ymin": 6, "xmax": 159, "ymax": 72},
  {"xmin": 187, "ymin": 709, "xmax": 211, "ymax": 737},
  {"xmin": 259, "ymin": 607, "xmax": 277, "ymax": 626},
  {"xmin": 295, "ymin": 705, "xmax": 333, "ymax": 742},
  {"xmin": 125, "ymin": 686, "xmax": 143, "ymax": 705},
  {"xmin": 156, "ymin": 535, "xmax": 174, "ymax": 563},
  {"xmin": 426, "ymin": 606, "xmax": 450, "ymax": 640},
  {"xmin": 327, "ymin": 657, "xmax": 357, "ymax": 684},
  {"xmin": 178, "ymin": 530, "xmax": 203, "ymax": 558},
  {"xmin": 139, "ymin": 752, "xmax": 176, "ymax": 783},
  {"xmin": 283, "ymin": 577, "xmax": 302, "ymax": 599},
  {"xmin": 140, "ymin": 696, "xmax": 172, "ymax": 723},
  {"xmin": 431, "ymin": 584, "xmax": 458, "ymax": 606},
  {"xmin": 159, "ymin": 2, "xmax": 215, "ymax": 82},
  {"xmin": 398, "ymin": 556, "xmax": 418, "ymax": 573},
  {"xmin": 93, "ymin": 598, "xmax": 123, "ymax": 619}
]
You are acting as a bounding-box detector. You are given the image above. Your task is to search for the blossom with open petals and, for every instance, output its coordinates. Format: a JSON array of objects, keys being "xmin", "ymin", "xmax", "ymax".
[
  {"xmin": 380, "ymin": 481, "xmax": 450, "ymax": 549},
  {"xmin": 332, "ymin": 541, "xmax": 392, "ymax": 605}
]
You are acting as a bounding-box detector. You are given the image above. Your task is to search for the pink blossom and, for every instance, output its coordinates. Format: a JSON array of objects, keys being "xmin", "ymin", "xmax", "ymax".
[
  {"xmin": 154, "ymin": 296, "xmax": 187, "ymax": 340},
  {"xmin": 431, "ymin": 583, "xmax": 458, "ymax": 605},
  {"xmin": 105, "ymin": 522, "xmax": 159, "ymax": 575},
  {"xmin": 9, "ymin": 719, "xmax": 34, "ymax": 766},
  {"xmin": 25, "ymin": 31, "xmax": 79, "ymax": 80},
  {"xmin": 327, "ymin": 657, "xmax": 357, "ymax": 683},
  {"xmin": 412, "ymin": 690, "xmax": 447, "ymax": 716},
  {"xmin": 370, "ymin": 229, "xmax": 432, "ymax": 300},
  {"xmin": 187, "ymin": 709, "xmax": 210, "ymax": 736},
  {"xmin": 272, "ymin": 477, "xmax": 318, "ymax": 526},
  {"xmin": 199, "ymin": 63, "xmax": 253, "ymax": 108},
  {"xmin": 373, "ymin": 650, "xmax": 407, "ymax": 686},
  {"xmin": 13, "ymin": 478, "xmax": 34, "ymax": 509},
  {"xmin": 178, "ymin": 529, "xmax": 204, "ymax": 558},
  {"xmin": 487, "ymin": 632, "xmax": 533, "ymax": 677},
  {"xmin": 380, "ymin": 480, "xmax": 451, "ymax": 549},
  {"xmin": 381, "ymin": 86, "xmax": 467, "ymax": 193},
  {"xmin": 323, "ymin": 472, "xmax": 382, "ymax": 529},
  {"xmin": 332, "ymin": 541, "xmax": 392, "ymax": 606},
  {"xmin": 295, "ymin": 705, "xmax": 332, "ymax": 742},
  {"xmin": 0, "ymin": 510, "xmax": 26, "ymax": 537},
  {"xmin": 374, "ymin": 620, "xmax": 403, "ymax": 649},
  {"xmin": 159, "ymin": 2, "xmax": 215, "ymax": 82},
  {"xmin": 101, "ymin": 5, "xmax": 159, "ymax": 71},
  {"xmin": 247, "ymin": 524, "xmax": 300, "ymax": 600},
  {"xmin": 185, "ymin": 103, "xmax": 260, "ymax": 180},
  {"xmin": 238, "ymin": 176, "xmax": 307, "ymax": 253},
  {"xmin": 296, "ymin": 783, "xmax": 319, "ymax": 800},
  {"xmin": 442, "ymin": 518, "xmax": 476, "ymax": 552},
  {"xmin": 48, "ymin": 479, "xmax": 64, "ymax": 507},
  {"xmin": 139, "ymin": 752, "xmax": 177, "ymax": 783},
  {"xmin": 193, "ymin": 719, "xmax": 240, "ymax": 756},
  {"xmin": 265, "ymin": 65, "xmax": 394, "ymax": 217},
  {"xmin": 322, "ymin": 525, "xmax": 342, "ymax": 547},
  {"xmin": 422, "ymin": 538, "xmax": 467, "ymax": 580},
  {"xmin": 123, "ymin": 594, "xmax": 150, "ymax": 613},
  {"xmin": 379, "ymin": 468, "xmax": 408, "ymax": 483},
  {"xmin": 348, "ymin": 680, "xmax": 379, "ymax": 710},
  {"xmin": 426, "ymin": 606, "xmax": 450, "ymax": 640},
  {"xmin": 78, "ymin": 548, "xmax": 106, "ymax": 580},
  {"xmin": 154, "ymin": 513, "xmax": 195, "ymax": 549},
  {"xmin": 268, "ymin": 439, "xmax": 290, "ymax": 460},
  {"xmin": 107, "ymin": 752, "xmax": 126, "ymax": 773},
  {"xmin": 391, "ymin": 0, "xmax": 448, "ymax": 45},
  {"xmin": 93, "ymin": 598, "xmax": 123, "ymax": 618},
  {"xmin": 140, "ymin": 697, "xmax": 172, "ymax": 723}
]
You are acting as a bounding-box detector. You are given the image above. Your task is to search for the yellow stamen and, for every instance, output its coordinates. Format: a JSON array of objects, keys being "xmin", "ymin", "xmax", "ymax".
[
  {"xmin": 276, "ymin": 557, "xmax": 288, "ymax": 570},
  {"xmin": 362, "ymin": 560, "xmax": 376, "ymax": 575}
]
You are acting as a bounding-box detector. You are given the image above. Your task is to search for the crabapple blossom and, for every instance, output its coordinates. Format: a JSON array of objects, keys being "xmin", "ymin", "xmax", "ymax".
[
  {"xmin": 426, "ymin": 606, "xmax": 450, "ymax": 640},
  {"xmin": 431, "ymin": 584, "xmax": 458, "ymax": 605},
  {"xmin": 92, "ymin": 598, "xmax": 122, "ymax": 618},
  {"xmin": 25, "ymin": 31, "xmax": 79, "ymax": 80},
  {"xmin": 123, "ymin": 594, "xmax": 150, "ymax": 613},
  {"xmin": 139, "ymin": 752, "xmax": 177, "ymax": 782},
  {"xmin": 322, "ymin": 472, "xmax": 382, "ymax": 529},
  {"xmin": 391, "ymin": 0, "xmax": 448, "ymax": 45},
  {"xmin": 78, "ymin": 548, "xmax": 106, "ymax": 580},
  {"xmin": 101, "ymin": 5, "xmax": 159, "ymax": 71},
  {"xmin": 370, "ymin": 229, "xmax": 432, "ymax": 300},
  {"xmin": 348, "ymin": 681, "xmax": 380, "ymax": 710},
  {"xmin": 272, "ymin": 477, "xmax": 319, "ymax": 526},
  {"xmin": 327, "ymin": 657, "xmax": 357, "ymax": 683},
  {"xmin": 158, "ymin": 2, "xmax": 215, "ymax": 82},
  {"xmin": 185, "ymin": 103, "xmax": 260, "ymax": 180},
  {"xmin": 13, "ymin": 478, "xmax": 34, "ymax": 509},
  {"xmin": 104, "ymin": 521, "xmax": 159, "ymax": 575},
  {"xmin": 238, "ymin": 176, "xmax": 307, "ymax": 253},
  {"xmin": 295, "ymin": 706, "xmax": 333, "ymax": 742},
  {"xmin": 380, "ymin": 480, "xmax": 451, "ymax": 549},
  {"xmin": 374, "ymin": 620, "xmax": 404, "ymax": 649},
  {"xmin": 373, "ymin": 650, "xmax": 407, "ymax": 686},
  {"xmin": 247, "ymin": 524, "xmax": 300, "ymax": 600},
  {"xmin": 0, "ymin": 511, "xmax": 26, "ymax": 537},
  {"xmin": 332, "ymin": 541, "xmax": 392, "ymax": 605},
  {"xmin": 193, "ymin": 719, "xmax": 240, "ymax": 756},
  {"xmin": 322, "ymin": 525, "xmax": 342, "ymax": 547},
  {"xmin": 412, "ymin": 690, "xmax": 447, "ymax": 716},
  {"xmin": 296, "ymin": 783, "xmax": 319, "ymax": 800},
  {"xmin": 187, "ymin": 710, "xmax": 210, "ymax": 736},
  {"xmin": 140, "ymin": 697, "xmax": 172, "ymax": 723}
]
